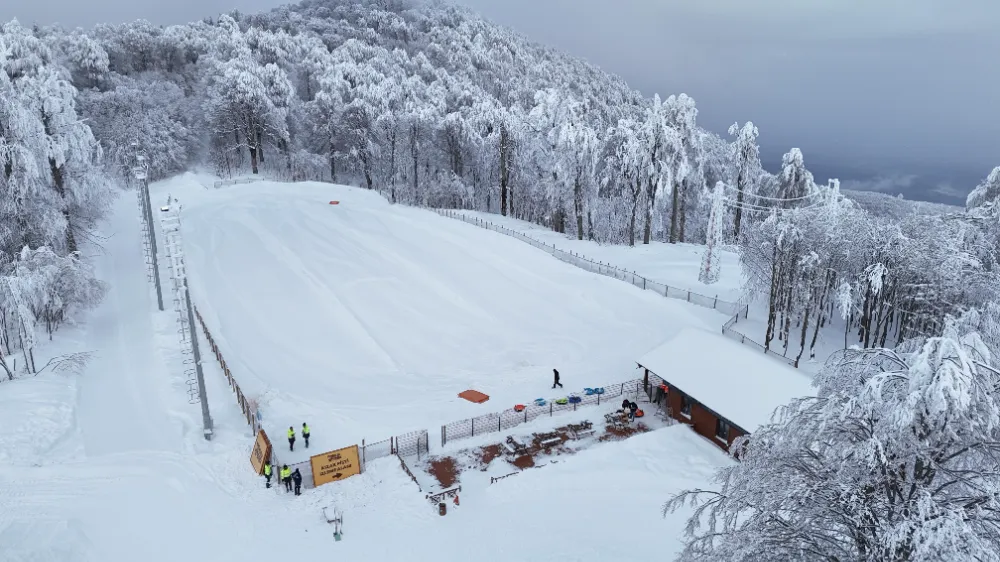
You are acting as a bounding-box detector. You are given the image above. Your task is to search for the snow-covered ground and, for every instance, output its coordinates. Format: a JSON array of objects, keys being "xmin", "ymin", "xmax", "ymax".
[
  {"xmin": 1, "ymin": 174, "xmax": 736, "ymax": 561},
  {"xmin": 454, "ymin": 210, "xmax": 746, "ymax": 303},
  {"xmin": 153, "ymin": 175, "xmax": 728, "ymax": 462}
]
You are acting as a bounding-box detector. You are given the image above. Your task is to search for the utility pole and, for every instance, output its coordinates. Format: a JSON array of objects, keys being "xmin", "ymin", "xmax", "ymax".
[
  {"xmin": 161, "ymin": 206, "xmax": 214, "ymax": 441},
  {"xmin": 131, "ymin": 145, "xmax": 164, "ymax": 311}
]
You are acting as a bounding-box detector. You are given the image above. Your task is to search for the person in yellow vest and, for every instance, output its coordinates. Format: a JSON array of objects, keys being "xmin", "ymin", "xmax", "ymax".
[
  {"xmin": 263, "ymin": 462, "xmax": 272, "ymax": 489},
  {"xmin": 280, "ymin": 464, "xmax": 292, "ymax": 492},
  {"xmin": 287, "ymin": 426, "xmax": 296, "ymax": 451},
  {"xmin": 301, "ymin": 422, "xmax": 310, "ymax": 448}
]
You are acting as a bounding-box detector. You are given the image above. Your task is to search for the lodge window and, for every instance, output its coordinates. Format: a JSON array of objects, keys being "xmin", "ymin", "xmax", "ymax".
[
  {"xmin": 680, "ymin": 394, "xmax": 693, "ymax": 417},
  {"xmin": 715, "ymin": 418, "xmax": 730, "ymax": 440}
]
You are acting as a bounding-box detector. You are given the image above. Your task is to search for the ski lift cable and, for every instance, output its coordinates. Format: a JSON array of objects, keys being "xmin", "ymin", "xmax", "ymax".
[
  {"xmin": 723, "ymin": 187, "xmax": 827, "ymax": 203},
  {"xmin": 721, "ymin": 199, "xmax": 828, "ymax": 214}
]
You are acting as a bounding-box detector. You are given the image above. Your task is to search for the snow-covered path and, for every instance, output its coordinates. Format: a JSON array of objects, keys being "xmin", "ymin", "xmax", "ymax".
[{"xmin": 75, "ymin": 193, "xmax": 180, "ymax": 457}]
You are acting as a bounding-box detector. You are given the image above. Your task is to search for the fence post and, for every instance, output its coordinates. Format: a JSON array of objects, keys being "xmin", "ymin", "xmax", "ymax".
[
  {"xmin": 597, "ymin": 392, "xmax": 601, "ymax": 405},
  {"xmin": 713, "ymin": 296, "xmax": 718, "ymax": 309},
  {"xmin": 471, "ymin": 417, "xmax": 475, "ymax": 436},
  {"xmin": 391, "ymin": 436, "xmax": 396, "ymax": 455},
  {"xmin": 498, "ymin": 415, "xmax": 501, "ymax": 432},
  {"xmin": 549, "ymin": 402, "xmax": 553, "ymax": 416},
  {"xmin": 524, "ymin": 408, "xmax": 528, "ymax": 423},
  {"xmin": 441, "ymin": 426, "xmax": 446, "ymax": 447},
  {"xmin": 665, "ymin": 285, "xmax": 668, "ymax": 297},
  {"xmin": 687, "ymin": 291, "xmax": 691, "ymax": 302},
  {"xmin": 643, "ymin": 278, "xmax": 646, "ymax": 290}
]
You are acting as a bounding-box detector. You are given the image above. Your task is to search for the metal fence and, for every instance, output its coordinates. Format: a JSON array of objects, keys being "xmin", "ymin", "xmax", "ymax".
[
  {"xmin": 193, "ymin": 306, "xmax": 261, "ymax": 433},
  {"xmin": 395, "ymin": 429, "xmax": 430, "ymax": 460},
  {"xmin": 360, "ymin": 429, "xmax": 429, "ymax": 466},
  {"xmin": 213, "ymin": 177, "xmax": 264, "ymax": 188},
  {"xmin": 433, "ymin": 209, "xmax": 806, "ymax": 369},
  {"xmin": 433, "ymin": 209, "xmax": 741, "ymax": 316},
  {"xmin": 441, "ymin": 379, "xmax": 646, "ymax": 446},
  {"xmin": 721, "ymin": 305, "xmax": 798, "ymax": 368},
  {"xmin": 269, "ymin": 453, "xmax": 316, "ymax": 491}
]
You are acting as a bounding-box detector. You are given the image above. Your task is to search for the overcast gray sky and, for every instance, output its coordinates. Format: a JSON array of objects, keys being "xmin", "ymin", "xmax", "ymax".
[{"xmin": 2, "ymin": 0, "xmax": 997, "ymax": 202}]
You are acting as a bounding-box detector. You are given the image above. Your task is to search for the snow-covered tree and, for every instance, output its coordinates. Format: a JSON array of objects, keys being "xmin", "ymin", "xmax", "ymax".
[
  {"xmin": 667, "ymin": 310, "xmax": 1000, "ymax": 561},
  {"xmin": 966, "ymin": 166, "xmax": 1000, "ymax": 211},
  {"xmin": 699, "ymin": 182, "xmax": 725, "ymax": 284},
  {"xmin": 728, "ymin": 121, "xmax": 760, "ymax": 238}
]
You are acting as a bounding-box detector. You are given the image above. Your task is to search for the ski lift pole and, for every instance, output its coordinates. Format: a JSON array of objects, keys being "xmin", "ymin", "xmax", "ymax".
[
  {"xmin": 144, "ymin": 178, "xmax": 164, "ymax": 311},
  {"xmin": 133, "ymin": 153, "xmax": 164, "ymax": 311},
  {"xmin": 183, "ymin": 276, "xmax": 214, "ymax": 440}
]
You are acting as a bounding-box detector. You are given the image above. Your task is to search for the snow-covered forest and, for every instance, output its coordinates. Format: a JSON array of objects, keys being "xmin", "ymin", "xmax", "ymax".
[
  {"xmin": 5, "ymin": 0, "xmax": 1000, "ymax": 556},
  {"xmin": 2, "ymin": 0, "xmax": 1000, "ymax": 375}
]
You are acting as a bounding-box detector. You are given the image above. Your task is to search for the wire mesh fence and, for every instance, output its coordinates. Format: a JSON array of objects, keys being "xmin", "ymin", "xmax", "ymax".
[
  {"xmin": 433, "ymin": 209, "xmax": 741, "ymax": 316},
  {"xmin": 268, "ymin": 453, "xmax": 316, "ymax": 491},
  {"xmin": 212, "ymin": 177, "xmax": 264, "ymax": 188},
  {"xmin": 440, "ymin": 379, "xmax": 646, "ymax": 447},
  {"xmin": 721, "ymin": 305, "xmax": 798, "ymax": 367},
  {"xmin": 433, "ymin": 209, "xmax": 806, "ymax": 369},
  {"xmin": 361, "ymin": 437, "xmax": 393, "ymax": 467},
  {"xmin": 395, "ymin": 429, "xmax": 430, "ymax": 460}
]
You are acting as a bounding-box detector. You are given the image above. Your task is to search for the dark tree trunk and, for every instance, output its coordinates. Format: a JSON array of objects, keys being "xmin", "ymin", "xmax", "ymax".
[
  {"xmin": 574, "ymin": 176, "xmax": 584, "ymax": 241},
  {"xmin": 669, "ymin": 181, "xmax": 681, "ymax": 243},
  {"xmin": 499, "ymin": 124, "xmax": 510, "ymax": 216}
]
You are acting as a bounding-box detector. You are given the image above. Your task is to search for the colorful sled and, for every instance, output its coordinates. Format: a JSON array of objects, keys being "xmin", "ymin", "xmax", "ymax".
[
  {"xmin": 513, "ymin": 404, "xmax": 526, "ymax": 412},
  {"xmin": 555, "ymin": 397, "xmax": 569, "ymax": 405},
  {"xmin": 533, "ymin": 398, "xmax": 546, "ymax": 407},
  {"xmin": 568, "ymin": 395, "xmax": 582, "ymax": 404},
  {"xmin": 584, "ymin": 387, "xmax": 605, "ymax": 396}
]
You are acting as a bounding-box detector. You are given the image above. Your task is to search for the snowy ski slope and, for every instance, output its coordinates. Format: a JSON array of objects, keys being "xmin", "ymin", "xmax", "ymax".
[
  {"xmin": 165, "ymin": 176, "xmax": 727, "ymax": 460},
  {"xmin": 0, "ymin": 174, "xmax": 735, "ymax": 561}
]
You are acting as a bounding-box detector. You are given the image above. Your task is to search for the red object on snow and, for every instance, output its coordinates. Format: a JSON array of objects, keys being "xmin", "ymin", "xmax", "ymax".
[
  {"xmin": 329, "ymin": 201, "xmax": 340, "ymax": 205},
  {"xmin": 458, "ymin": 389, "xmax": 490, "ymax": 404},
  {"xmin": 635, "ymin": 409, "xmax": 645, "ymax": 418},
  {"xmin": 513, "ymin": 404, "xmax": 525, "ymax": 412}
]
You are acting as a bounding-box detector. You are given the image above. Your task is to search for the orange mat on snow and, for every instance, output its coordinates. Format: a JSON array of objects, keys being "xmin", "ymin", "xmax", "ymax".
[
  {"xmin": 329, "ymin": 201, "xmax": 340, "ymax": 205},
  {"xmin": 458, "ymin": 390, "xmax": 490, "ymax": 404}
]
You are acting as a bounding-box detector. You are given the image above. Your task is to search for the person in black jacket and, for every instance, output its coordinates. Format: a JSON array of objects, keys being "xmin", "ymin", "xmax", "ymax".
[
  {"xmin": 552, "ymin": 368, "xmax": 563, "ymax": 389},
  {"xmin": 628, "ymin": 401, "xmax": 639, "ymax": 421},
  {"xmin": 292, "ymin": 468, "xmax": 303, "ymax": 496}
]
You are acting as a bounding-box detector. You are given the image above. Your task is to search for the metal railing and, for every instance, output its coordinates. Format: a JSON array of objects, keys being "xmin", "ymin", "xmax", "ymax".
[
  {"xmin": 433, "ymin": 209, "xmax": 803, "ymax": 368},
  {"xmin": 721, "ymin": 305, "xmax": 798, "ymax": 367},
  {"xmin": 433, "ymin": 209, "xmax": 740, "ymax": 316},
  {"xmin": 441, "ymin": 378, "xmax": 648, "ymax": 447}
]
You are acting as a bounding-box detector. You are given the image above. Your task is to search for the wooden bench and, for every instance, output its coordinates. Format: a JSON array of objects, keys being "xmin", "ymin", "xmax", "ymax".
[
  {"xmin": 567, "ymin": 422, "xmax": 596, "ymax": 440},
  {"xmin": 539, "ymin": 437, "xmax": 562, "ymax": 447},
  {"xmin": 504, "ymin": 436, "xmax": 528, "ymax": 455}
]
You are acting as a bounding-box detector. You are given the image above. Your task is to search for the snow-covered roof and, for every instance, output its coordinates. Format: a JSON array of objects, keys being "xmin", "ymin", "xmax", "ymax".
[{"xmin": 637, "ymin": 328, "xmax": 815, "ymax": 433}]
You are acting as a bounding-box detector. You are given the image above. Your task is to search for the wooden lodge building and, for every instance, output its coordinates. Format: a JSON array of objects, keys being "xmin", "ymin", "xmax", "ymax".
[{"xmin": 636, "ymin": 328, "xmax": 814, "ymax": 453}]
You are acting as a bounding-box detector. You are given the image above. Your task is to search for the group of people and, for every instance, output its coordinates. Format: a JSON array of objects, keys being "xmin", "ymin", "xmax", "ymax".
[
  {"xmin": 622, "ymin": 399, "xmax": 640, "ymax": 421},
  {"xmin": 262, "ymin": 462, "xmax": 304, "ymax": 495},
  {"xmin": 259, "ymin": 421, "xmax": 313, "ymax": 496},
  {"xmin": 287, "ymin": 422, "xmax": 310, "ymax": 451}
]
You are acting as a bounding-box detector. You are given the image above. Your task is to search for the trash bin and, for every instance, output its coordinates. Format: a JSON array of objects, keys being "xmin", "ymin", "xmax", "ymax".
[{"xmin": 439, "ymin": 502, "xmax": 447, "ymax": 516}]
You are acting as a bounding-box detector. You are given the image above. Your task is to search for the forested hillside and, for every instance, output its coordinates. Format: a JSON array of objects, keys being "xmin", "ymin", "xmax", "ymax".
[{"xmin": 4, "ymin": 0, "xmax": 1000, "ymax": 376}]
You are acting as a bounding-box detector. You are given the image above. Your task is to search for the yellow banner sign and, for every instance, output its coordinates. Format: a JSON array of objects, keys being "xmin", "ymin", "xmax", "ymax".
[
  {"xmin": 310, "ymin": 445, "xmax": 361, "ymax": 486},
  {"xmin": 250, "ymin": 429, "xmax": 272, "ymax": 475}
]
